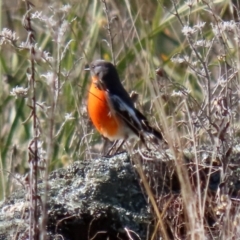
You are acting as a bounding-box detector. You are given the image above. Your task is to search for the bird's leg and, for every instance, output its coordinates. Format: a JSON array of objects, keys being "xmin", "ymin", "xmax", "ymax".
[
  {"xmin": 104, "ymin": 140, "xmax": 119, "ymax": 157},
  {"xmin": 104, "ymin": 139, "xmax": 126, "ymax": 157},
  {"xmin": 113, "ymin": 139, "xmax": 126, "ymax": 154},
  {"xmin": 102, "ymin": 137, "xmax": 112, "ymax": 156}
]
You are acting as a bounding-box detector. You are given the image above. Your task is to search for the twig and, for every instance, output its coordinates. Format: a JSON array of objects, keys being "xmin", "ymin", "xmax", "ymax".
[
  {"xmin": 101, "ymin": 0, "xmax": 116, "ymax": 65},
  {"xmin": 23, "ymin": 1, "xmax": 39, "ymax": 239},
  {"xmin": 171, "ymin": 0, "xmax": 214, "ymax": 144}
]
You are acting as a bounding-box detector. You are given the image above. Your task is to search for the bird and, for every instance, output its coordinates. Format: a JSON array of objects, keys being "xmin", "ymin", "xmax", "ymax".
[{"xmin": 86, "ymin": 59, "xmax": 162, "ymax": 150}]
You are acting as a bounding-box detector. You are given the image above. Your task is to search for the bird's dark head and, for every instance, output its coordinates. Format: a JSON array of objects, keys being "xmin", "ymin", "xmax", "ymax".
[
  {"xmin": 87, "ymin": 59, "xmax": 135, "ymax": 109},
  {"xmin": 89, "ymin": 60, "xmax": 119, "ymax": 85}
]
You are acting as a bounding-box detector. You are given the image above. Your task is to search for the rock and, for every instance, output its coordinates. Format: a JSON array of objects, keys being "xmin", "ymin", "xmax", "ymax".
[{"xmin": 0, "ymin": 153, "xmax": 150, "ymax": 240}]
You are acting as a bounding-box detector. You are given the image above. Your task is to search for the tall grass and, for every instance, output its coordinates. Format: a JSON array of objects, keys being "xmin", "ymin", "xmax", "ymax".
[{"xmin": 1, "ymin": 0, "xmax": 240, "ymax": 239}]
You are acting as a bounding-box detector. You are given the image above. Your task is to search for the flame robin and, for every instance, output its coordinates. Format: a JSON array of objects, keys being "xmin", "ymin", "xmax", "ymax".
[{"xmin": 86, "ymin": 59, "xmax": 162, "ymax": 147}]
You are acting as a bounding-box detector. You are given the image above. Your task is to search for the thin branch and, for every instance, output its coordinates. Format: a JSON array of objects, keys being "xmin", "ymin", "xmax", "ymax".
[
  {"xmin": 23, "ymin": 1, "xmax": 39, "ymax": 239},
  {"xmin": 101, "ymin": 0, "xmax": 116, "ymax": 65}
]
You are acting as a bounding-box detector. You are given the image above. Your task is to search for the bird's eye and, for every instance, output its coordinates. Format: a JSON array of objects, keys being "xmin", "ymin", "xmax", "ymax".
[{"xmin": 84, "ymin": 64, "xmax": 90, "ymax": 71}]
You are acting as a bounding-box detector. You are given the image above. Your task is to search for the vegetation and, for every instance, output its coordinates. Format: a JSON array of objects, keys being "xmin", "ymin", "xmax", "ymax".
[{"xmin": 1, "ymin": 0, "xmax": 240, "ymax": 239}]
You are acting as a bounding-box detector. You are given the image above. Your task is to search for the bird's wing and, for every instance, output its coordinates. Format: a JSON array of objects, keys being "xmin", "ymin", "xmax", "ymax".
[
  {"xmin": 107, "ymin": 92, "xmax": 162, "ymax": 143},
  {"xmin": 108, "ymin": 93, "xmax": 142, "ymax": 135}
]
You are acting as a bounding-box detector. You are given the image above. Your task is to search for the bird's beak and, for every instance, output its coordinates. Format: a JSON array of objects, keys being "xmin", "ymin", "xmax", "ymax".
[{"xmin": 84, "ymin": 64, "xmax": 90, "ymax": 71}]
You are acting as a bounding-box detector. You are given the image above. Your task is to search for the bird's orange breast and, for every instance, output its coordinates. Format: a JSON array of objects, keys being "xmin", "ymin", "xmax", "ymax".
[{"xmin": 87, "ymin": 79, "xmax": 121, "ymax": 140}]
